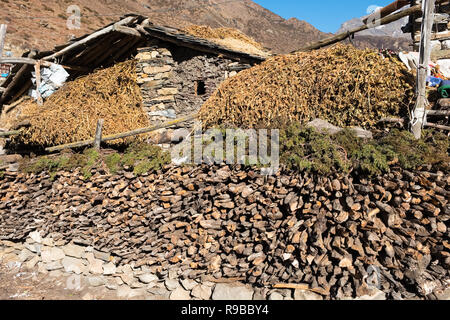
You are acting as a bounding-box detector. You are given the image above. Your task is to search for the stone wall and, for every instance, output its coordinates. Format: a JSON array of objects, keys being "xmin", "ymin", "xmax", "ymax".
[{"xmin": 135, "ymin": 42, "xmax": 249, "ymax": 143}]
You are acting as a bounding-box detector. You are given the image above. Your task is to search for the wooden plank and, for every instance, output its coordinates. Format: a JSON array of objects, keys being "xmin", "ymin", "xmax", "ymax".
[
  {"xmin": 412, "ymin": 0, "xmax": 436, "ymax": 139},
  {"xmin": 0, "ymin": 24, "xmax": 7, "ymax": 58},
  {"xmin": 414, "ymin": 30, "xmax": 450, "ymax": 41},
  {"xmin": 431, "ymin": 49, "xmax": 450, "ymax": 60},
  {"xmin": 424, "ymin": 122, "xmax": 450, "ymax": 130},
  {"xmin": 426, "ymin": 110, "xmax": 450, "ymax": 116},
  {"xmin": 34, "ymin": 61, "xmax": 43, "ymax": 106},
  {"xmin": 43, "ymin": 16, "xmax": 137, "ymax": 61},
  {"xmin": 45, "ymin": 114, "xmax": 196, "ymax": 152},
  {"xmin": 112, "ymin": 25, "xmax": 142, "ymax": 37},
  {"xmin": 295, "ymin": 5, "xmax": 423, "ymax": 52},
  {"xmin": 273, "ymin": 283, "xmax": 330, "ymax": 296},
  {"xmin": 0, "ymin": 57, "xmax": 89, "ymax": 72},
  {"xmin": 93, "ymin": 119, "xmax": 104, "ymax": 150}
]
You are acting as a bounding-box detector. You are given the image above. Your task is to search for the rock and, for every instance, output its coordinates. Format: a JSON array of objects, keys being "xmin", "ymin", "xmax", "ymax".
[
  {"xmin": 86, "ymin": 253, "xmax": 103, "ymax": 274},
  {"xmin": 293, "ymin": 290, "xmax": 323, "ymax": 300},
  {"xmin": 120, "ymin": 273, "xmax": 136, "ymax": 286},
  {"xmin": 212, "ymin": 284, "xmax": 254, "ymax": 300},
  {"xmin": 180, "ymin": 278, "xmax": 198, "ymax": 291},
  {"xmin": 170, "ymin": 287, "xmax": 191, "ymax": 300},
  {"xmin": 191, "ymin": 284, "xmax": 212, "ymax": 300},
  {"xmin": 82, "ymin": 293, "xmax": 94, "ymax": 300},
  {"xmin": 355, "ymin": 289, "xmax": 386, "ymax": 300},
  {"xmin": 165, "ymin": 279, "xmax": 180, "ymax": 291},
  {"xmin": 29, "ymin": 231, "xmax": 42, "ymax": 244},
  {"xmin": 62, "ymin": 244, "xmax": 85, "ymax": 258},
  {"xmin": 105, "ymin": 283, "xmax": 118, "ymax": 290},
  {"xmin": 41, "ymin": 247, "xmax": 65, "ymax": 262},
  {"xmin": 269, "ymin": 292, "xmax": 284, "ymax": 300},
  {"xmin": 117, "ymin": 286, "xmax": 145, "ymax": 299},
  {"xmin": 103, "ymin": 263, "xmax": 117, "ymax": 275},
  {"xmin": 18, "ymin": 249, "xmax": 35, "ymax": 262},
  {"xmin": 24, "ymin": 243, "xmax": 42, "ymax": 254},
  {"xmin": 25, "ymin": 256, "xmax": 40, "ymax": 269},
  {"xmin": 41, "ymin": 238, "xmax": 54, "ymax": 247},
  {"xmin": 138, "ymin": 273, "xmax": 159, "ymax": 284},
  {"xmin": 436, "ymin": 288, "xmax": 450, "ymax": 301},
  {"xmin": 93, "ymin": 250, "xmax": 111, "ymax": 262},
  {"xmin": 45, "ymin": 261, "xmax": 63, "ymax": 271},
  {"xmin": 87, "ymin": 276, "xmax": 106, "ymax": 287},
  {"xmin": 147, "ymin": 287, "xmax": 170, "ymax": 299},
  {"xmin": 61, "ymin": 256, "xmax": 86, "ymax": 274}
]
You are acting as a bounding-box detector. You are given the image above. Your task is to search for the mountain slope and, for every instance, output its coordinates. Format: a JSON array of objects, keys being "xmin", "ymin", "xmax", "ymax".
[{"xmin": 0, "ymin": 0, "xmax": 330, "ymax": 54}]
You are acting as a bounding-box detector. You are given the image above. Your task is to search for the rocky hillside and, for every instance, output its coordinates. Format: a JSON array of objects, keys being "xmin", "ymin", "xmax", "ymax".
[
  {"xmin": 1, "ymin": 0, "xmax": 413, "ymax": 56},
  {"xmin": 0, "ymin": 0, "xmax": 331, "ymax": 54}
]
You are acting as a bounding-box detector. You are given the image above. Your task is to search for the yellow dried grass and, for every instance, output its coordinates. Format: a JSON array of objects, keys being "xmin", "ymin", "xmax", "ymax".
[
  {"xmin": 13, "ymin": 60, "xmax": 149, "ymax": 147},
  {"xmin": 199, "ymin": 45, "xmax": 415, "ymax": 129},
  {"xmin": 183, "ymin": 25, "xmax": 271, "ymax": 57}
]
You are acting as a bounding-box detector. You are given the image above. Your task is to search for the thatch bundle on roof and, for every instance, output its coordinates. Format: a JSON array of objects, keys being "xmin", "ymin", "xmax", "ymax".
[
  {"xmin": 183, "ymin": 25, "xmax": 271, "ymax": 58},
  {"xmin": 199, "ymin": 45, "xmax": 415, "ymax": 129}
]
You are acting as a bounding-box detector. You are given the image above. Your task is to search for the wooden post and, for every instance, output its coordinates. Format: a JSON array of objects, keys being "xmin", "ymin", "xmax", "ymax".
[
  {"xmin": 93, "ymin": 119, "xmax": 104, "ymax": 150},
  {"xmin": 34, "ymin": 61, "xmax": 43, "ymax": 106},
  {"xmin": 411, "ymin": 0, "xmax": 436, "ymax": 139},
  {"xmin": 0, "ymin": 24, "xmax": 7, "ymax": 58}
]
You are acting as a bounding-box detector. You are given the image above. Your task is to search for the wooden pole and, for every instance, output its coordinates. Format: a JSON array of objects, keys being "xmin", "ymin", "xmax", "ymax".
[
  {"xmin": 294, "ymin": 5, "xmax": 422, "ymax": 52},
  {"xmin": 42, "ymin": 17, "xmax": 137, "ymax": 62},
  {"xmin": 93, "ymin": 119, "xmax": 104, "ymax": 150},
  {"xmin": 34, "ymin": 61, "xmax": 43, "ymax": 106},
  {"xmin": 0, "ymin": 24, "xmax": 7, "ymax": 58},
  {"xmin": 411, "ymin": 0, "xmax": 436, "ymax": 139},
  {"xmin": 424, "ymin": 122, "xmax": 450, "ymax": 131},
  {"xmin": 0, "ymin": 129, "xmax": 21, "ymax": 137},
  {"xmin": 0, "ymin": 57, "xmax": 90, "ymax": 72},
  {"xmin": 45, "ymin": 114, "xmax": 196, "ymax": 152}
]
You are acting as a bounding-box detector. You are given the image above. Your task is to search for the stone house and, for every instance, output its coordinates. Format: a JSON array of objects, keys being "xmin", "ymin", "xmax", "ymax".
[{"xmin": 0, "ymin": 15, "xmax": 267, "ymax": 141}]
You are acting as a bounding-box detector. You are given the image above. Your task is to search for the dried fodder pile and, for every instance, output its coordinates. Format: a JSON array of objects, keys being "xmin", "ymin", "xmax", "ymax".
[
  {"xmin": 199, "ymin": 45, "xmax": 415, "ymax": 129},
  {"xmin": 12, "ymin": 60, "xmax": 149, "ymax": 147},
  {"xmin": 183, "ymin": 25, "xmax": 271, "ymax": 57}
]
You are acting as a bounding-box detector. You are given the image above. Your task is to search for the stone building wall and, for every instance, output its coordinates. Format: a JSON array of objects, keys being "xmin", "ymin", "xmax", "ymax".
[{"xmin": 135, "ymin": 42, "xmax": 249, "ymax": 143}]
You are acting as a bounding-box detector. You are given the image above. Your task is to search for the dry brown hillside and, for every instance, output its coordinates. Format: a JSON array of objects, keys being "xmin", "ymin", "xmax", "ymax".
[
  {"xmin": 0, "ymin": 0, "xmax": 410, "ymax": 56},
  {"xmin": 0, "ymin": 0, "xmax": 330, "ymax": 54}
]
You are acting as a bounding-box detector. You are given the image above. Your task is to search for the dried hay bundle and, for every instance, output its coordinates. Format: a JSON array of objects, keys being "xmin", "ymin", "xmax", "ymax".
[
  {"xmin": 183, "ymin": 25, "xmax": 271, "ymax": 57},
  {"xmin": 199, "ymin": 45, "xmax": 415, "ymax": 129},
  {"xmin": 13, "ymin": 60, "xmax": 149, "ymax": 147}
]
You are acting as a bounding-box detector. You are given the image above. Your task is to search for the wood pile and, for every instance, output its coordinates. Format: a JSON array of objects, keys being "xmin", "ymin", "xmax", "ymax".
[
  {"xmin": 0, "ymin": 163, "xmax": 448, "ymax": 299},
  {"xmin": 199, "ymin": 44, "xmax": 415, "ymax": 129}
]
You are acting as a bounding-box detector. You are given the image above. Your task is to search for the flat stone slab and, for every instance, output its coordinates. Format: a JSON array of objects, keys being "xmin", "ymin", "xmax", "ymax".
[{"xmin": 212, "ymin": 283, "xmax": 254, "ymax": 300}]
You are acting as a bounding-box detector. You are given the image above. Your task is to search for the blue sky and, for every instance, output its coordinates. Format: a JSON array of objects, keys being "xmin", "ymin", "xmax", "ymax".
[{"xmin": 253, "ymin": 0, "xmax": 395, "ymax": 33}]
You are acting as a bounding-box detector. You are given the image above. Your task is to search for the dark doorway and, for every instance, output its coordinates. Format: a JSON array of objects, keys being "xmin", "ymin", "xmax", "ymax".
[{"xmin": 195, "ymin": 80, "xmax": 206, "ymax": 95}]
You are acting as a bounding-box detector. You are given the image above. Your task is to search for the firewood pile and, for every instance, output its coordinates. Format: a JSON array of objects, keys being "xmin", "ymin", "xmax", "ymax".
[
  {"xmin": 199, "ymin": 44, "xmax": 415, "ymax": 129},
  {"xmin": 0, "ymin": 163, "xmax": 448, "ymax": 299}
]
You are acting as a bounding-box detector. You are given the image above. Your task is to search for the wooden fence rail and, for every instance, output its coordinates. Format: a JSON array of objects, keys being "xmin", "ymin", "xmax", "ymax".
[{"xmin": 45, "ymin": 114, "xmax": 196, "ymax": 152}]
